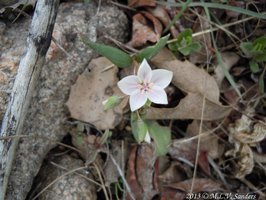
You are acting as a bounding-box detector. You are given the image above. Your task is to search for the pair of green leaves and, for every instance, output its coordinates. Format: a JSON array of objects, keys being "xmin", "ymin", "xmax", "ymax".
[
  {"xmin": 168, "ymin": 29, "xmax": 201, "ymax": 56},
  {"xmin": 130, "ymin": 112, "xmax": 171, "ymax": 156},
  {"xmin": 240, "ymin": 36, "xmax": 266, "ymax": 73},
  {"xmin": 82, "ymin": 35, "xmax": 170, "ymax": 68}
]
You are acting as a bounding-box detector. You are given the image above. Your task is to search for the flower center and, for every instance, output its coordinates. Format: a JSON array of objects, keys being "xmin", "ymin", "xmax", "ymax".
[{"xmin": 139, "ymin": 82, "xmax": 153, "ymax": 94}]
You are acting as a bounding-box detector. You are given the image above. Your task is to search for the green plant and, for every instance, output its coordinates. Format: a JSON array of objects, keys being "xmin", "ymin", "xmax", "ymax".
[
  {"xmin": 168, "ymin": 29, "xmax": 202, "ymax": 56},
  {"xmin": 240, "ymin": 36, "xmax": 266, "ymax": 73}
]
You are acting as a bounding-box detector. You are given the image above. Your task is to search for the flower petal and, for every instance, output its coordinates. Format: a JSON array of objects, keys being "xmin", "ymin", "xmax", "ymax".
[
  {"xmin": 117, "ymin": 75, "xmax": 140, "ymax": 95},
  {"xmin": 151, "ymin": 69, "xmax": 173, "ymax": 88},
  {"xmin": 129, "ymin": 92, "xmax": 147, "ymax": 111},
  {"xmin": 147, "ymin": 85, "xmax": 168, "ymax": 104},
  {"xmin": 137, "ymin": 59, "xmax": 152, "ymax": 83}
]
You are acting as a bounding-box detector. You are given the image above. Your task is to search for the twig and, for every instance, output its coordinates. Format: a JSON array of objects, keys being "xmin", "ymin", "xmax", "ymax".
[{"xmin": 0, "ymin": 1, "xmax": 59, "ymax": 199}]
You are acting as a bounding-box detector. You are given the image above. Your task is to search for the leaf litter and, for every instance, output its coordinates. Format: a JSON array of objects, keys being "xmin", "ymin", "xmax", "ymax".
[{"xmin": 64, "ymin": 1, "xmax": 266, "ymax": 199}]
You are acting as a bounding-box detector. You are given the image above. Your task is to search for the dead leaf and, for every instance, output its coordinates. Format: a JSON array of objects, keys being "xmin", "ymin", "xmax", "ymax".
[
  {"xmin": 186, "ymin": 120, "xmax": 223, "ymax": 159},
  {"xmin": 127, "ymin": 13, "xmax": 162, "ymax": 47},
  {"xmin": 128, "ymin": 0, "xmax": 156, "ymax": 7},
  {"xmin": 152, "ymin": 52, "xmax": 220, "ymax": 103},
  {"xmin": 142, "ymin": 11, "xmax": 163, "ymax": 38},
  {"xmin": 126, "ymin": 146, "xmax": 143, "ymax": 200},
  {"xmin": 165, "ymin": 178, "xmax": 224, "ymax": 193},
  {"xmin": 126, "ymin": 145, "xmax": 158, "ymax": 200},
  {"xmin": 148, "ymin": 6, "xmax": 179, "ymax": 38},
  {"xmin": 66, "ymin": 57, "xmax": 126, "ymax": 130},
  {"xmin": 146, "ymin": 93, "xmax": 231, "ymax": 121},
  {"xmin": 198, "ymin": 151, "xmax": 211, "ymax": 176},
  {"xmin": 104, "ymin": 141, "xmax": 129, "ymax": 186},
  {"xmin": 226, "ymin": 113, "xmax": 266, "ymax": 179},
  {"xmin": 214, "ymin": 52, "xmax": 240, "ymax": 86},
  {"xmin": 226, "ymin": 144, "xmax": 254, "ymax": 179},
  {"xmin": 158, "ymin": 161, "xmax": 187, "ymax": 184},
  {"xmin": 146, "ymin": 48, "xmax": 232, "ymax": 120}
]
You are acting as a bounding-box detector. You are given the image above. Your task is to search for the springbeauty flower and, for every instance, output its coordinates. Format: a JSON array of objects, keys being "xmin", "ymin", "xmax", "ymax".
[{"xmin": 117, "ymin": 59, "xmax": 173, "ymax": 111}]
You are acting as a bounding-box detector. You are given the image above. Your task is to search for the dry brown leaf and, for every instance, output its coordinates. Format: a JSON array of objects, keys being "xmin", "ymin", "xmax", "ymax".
[
  {"xmin": 66, "ymin": 57, "xmax": 125, "ymax": 130},
  {"xmin": 127, "ymin": 13, "xmax": 162, "ymax": 47},
  {"xmin": 165, "ymin": 178, "xmax": 224, "ymax": 193},
  {"xmin": 158, "ymin": 161, "xmax": 187, "ymax": 184},
  {"xmin": 146, "ymin": 48, "xmax": 231, "ymax": 120},
  {"xmin": 226, "ymin": 113, "xmax": 265, "ymax": 178},
  {"xmin": 151, "ymin": 48, "xmax": 220, "ymax": 103},
  {"xmin": 128, "ymin": 0, "xmax": 156, "ymax": 7},
  {"xmin": 126, "ymin": 145, "xmax": 158, "ymax": 200},
  {"xmin": 214, "ymin": 52, "xmax": 240, "ymax": 86},
  {"xmin": 148, "ymin": 6, "xmax": 179, "ymax": 38},
  {"xmin": 226, "ymin": 144, "xmax": 254, "ymax": 179},
  {"xmin": 146, "ymin": 93, "xmax": 231, "ymax": 121},
  {"xmin": 186, "ymin": 120, "xmax": 223, "ymax": 159},
  {"xmin": 142, "ymin": 11, "xmax": 163, "ymax": 38}
]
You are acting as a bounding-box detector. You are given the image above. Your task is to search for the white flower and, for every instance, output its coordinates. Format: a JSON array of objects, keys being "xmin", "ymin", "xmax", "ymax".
[{"xmin": 117, "ymin": 59, "xmax": 173, "ymax": 111}]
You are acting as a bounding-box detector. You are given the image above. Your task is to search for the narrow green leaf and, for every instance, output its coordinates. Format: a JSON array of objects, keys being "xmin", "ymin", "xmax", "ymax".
[
  {"xmin": 159, "ymin": 2, "xmax": 266, "ymax": 20},
  {"xmin": 135, "ymin": 35, "xmax": 170, "ymax": 62},
  {"xmin": 100, "ymin": 129, "xmax": 112, "ymax": 145},
  {"xmin": 147, "ymin": 121, "xmax": 171, "ymax": 156},
  {"xmin": 82, "ymin": 38, "xmax": 132, "ymax": 68},
  {"xmin": 131, "ymin": 113, "xmax": 148, "ymax": 143}
]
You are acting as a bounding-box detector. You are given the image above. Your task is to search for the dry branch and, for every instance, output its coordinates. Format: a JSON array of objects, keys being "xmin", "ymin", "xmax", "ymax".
[{"xmin": 0, "ymin": 1, "xmax": 59, "ymax": 199}]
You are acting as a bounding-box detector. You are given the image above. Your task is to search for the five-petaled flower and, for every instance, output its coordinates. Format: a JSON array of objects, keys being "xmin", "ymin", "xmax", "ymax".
[{"xmin": 117, "ymin": 59, "xmax": 173, "ymax": 111}]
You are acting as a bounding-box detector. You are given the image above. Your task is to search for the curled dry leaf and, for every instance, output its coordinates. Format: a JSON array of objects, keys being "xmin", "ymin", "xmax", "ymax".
[
  {"xmin": 127, "ymin": 13, "xmax": 162, "ymax": 47},
  {"xmin": 146, "ymin": 48, "xmax": 231, "ymax": 120},
  {"xmin": 126, "ymin": 145, "xmax": 158, "ymax": 200},
  {"xmin": 128, "ymin": 0, "xmax": 156, "ymax": 8},
  {"xmin": 148, "ymin": 6, "xmax": 179, "ymax": 38},
  {"xmin": 226, "ymin": 113, "xmax": 266, "ymax": 179},
  {"xmin": 66, "ymin": 57, "xmax": 126, "ymax": 130}
]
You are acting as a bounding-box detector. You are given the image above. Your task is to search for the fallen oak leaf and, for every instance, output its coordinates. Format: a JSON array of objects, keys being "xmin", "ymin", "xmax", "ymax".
[
  {"xmin": 146, "ymin": 93, "xmax": 231, "ymax": 121},
  {"xmin": 66, "ymin": 57, "xmax": 126, "ymax": 130},
  {"xmin": 151, "ymin": 49, "xmax": 220, "ymax": 103}
]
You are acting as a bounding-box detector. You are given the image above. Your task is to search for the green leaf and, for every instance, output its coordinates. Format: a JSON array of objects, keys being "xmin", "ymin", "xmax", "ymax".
[
  {"xmin": 102, "ymin": 95, "xmax": 122, "ymax": 111},
  {"xmin": 189, "ymin": 42, "xmax": 202, "ymax": 52},
  {"xmin": 240, "ymin": 42, "xmax": 253, "ymax": 57},
  {"xmin": 82, "ymin": 38, "xmax": 132, "ymax": 68},
  {"xmin": 135, "ymin": 35, "xmax": 170, "ymax": 62},
  {"xmin": 131, "ymin": 113, "xmax": 148, "ymax": 143},
  {"xmin": 147, "ymin": 121, "xmax": 171, "ymax": 156},
  {"xmin": 100, "ymin": 129, "xmax": 112, "ymax": 145},
  {"xmin": 178, "ymin": 46, "xmax": 192, "ymax": 56},
  {"xmin": 249, "ymin": 61, "xmax": 260, "ymax": 73}
]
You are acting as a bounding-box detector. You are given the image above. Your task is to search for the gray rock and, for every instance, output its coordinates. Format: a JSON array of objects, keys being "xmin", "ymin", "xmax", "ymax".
[
  {"xmin": 2, "ymin": 2, "xmax": 128, "ymax": 199},
  {"xmin": 31, "ymin": 154, "xmax": 97, "ymax": 200}
]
